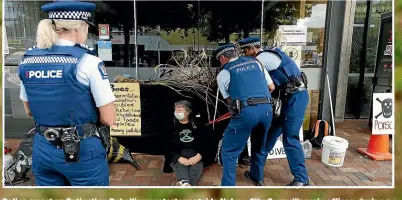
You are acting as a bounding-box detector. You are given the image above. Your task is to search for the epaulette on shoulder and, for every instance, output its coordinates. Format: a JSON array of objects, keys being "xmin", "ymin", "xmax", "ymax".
[
  {"xmin": 27, "ymin": 46, "xmax": 37, "ymax": 51},
  {"xmin": 74, "ymin": 43, "xmax": 98, "ymax": 56},
  {"xmin": 75, "ymin": 43, "xmax": 95, "ymax": 51}
]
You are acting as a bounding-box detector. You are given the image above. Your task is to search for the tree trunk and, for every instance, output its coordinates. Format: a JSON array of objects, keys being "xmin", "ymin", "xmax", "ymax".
[
  {"xmin": 225, "ymin": 34, "xmax": 230, "ymax": 43},
  {"xmin": 123, "ymin": 22, "xmax": 130, "ymax": 67},
  {"xmin": 223, "ymin": 25, "xmax": 230, "ymax": 43},
  {"xmin": 243, "ymin": 25, "xmax": 250, "ymax": 38}
]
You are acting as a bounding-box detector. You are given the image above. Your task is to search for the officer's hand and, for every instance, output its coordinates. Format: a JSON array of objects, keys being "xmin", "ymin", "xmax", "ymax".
[
  {"xmin": 268, "ymin": 83, "xmax": 275, "ymax": 92},
  {"xmin": 178, "ymin": 157, "xmax": 190, "ymax": 166}
]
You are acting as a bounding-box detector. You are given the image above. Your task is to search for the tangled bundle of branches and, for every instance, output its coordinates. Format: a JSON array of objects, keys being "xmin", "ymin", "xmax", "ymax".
[
  {"xmin": 114, "ymin": 75, "xmax": 141, "ymax": 83},
  {"xmin": 112, "ymin": 49, "xmax": 233, "ymax": 122},
  {"xmin": 147, "ymin": 49, "xmax": 227, "ymax": 122}
]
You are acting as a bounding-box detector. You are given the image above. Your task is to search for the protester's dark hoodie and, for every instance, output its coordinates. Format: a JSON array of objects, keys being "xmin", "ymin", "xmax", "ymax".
[{"xmin": 170, "ymin": 119, "xmax": 204, "ymax": 164}]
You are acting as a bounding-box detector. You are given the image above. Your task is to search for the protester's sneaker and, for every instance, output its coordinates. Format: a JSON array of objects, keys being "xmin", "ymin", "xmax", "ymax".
[
  {"xmin": 182, "ymin": 182, "xmax": 191, "ymax": 186},
  {"xmin": 176, "ymin": 180, "xmax": 191, "ymax": 186}
]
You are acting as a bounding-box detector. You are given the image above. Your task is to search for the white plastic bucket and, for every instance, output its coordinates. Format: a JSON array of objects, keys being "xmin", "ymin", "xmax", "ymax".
[{"xmin": 321, "ymin": 136, "xmax": 349, "ymax": 167}]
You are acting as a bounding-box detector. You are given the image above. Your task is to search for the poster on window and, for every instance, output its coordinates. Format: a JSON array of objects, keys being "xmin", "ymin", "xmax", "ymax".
[
  {"xmin": 278, "ymin": 25, "xmax": 307, "ymax": 45},
  {"xmin": 372, "ymin": 93, "xmax": 394, "ymax": 135},
  {"xmin": 281, "ymin": 46, "xmax": 302, "ymax": 68},
  {"xmin": 97, "ymin": 40, "xmax": 112, "ymax": 61},
  {"xmin": 99, "ymin": 24, "xmax": 110, "ymax": 40}
]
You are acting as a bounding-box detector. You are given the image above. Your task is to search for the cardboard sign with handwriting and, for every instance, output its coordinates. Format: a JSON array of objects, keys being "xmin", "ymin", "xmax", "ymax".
[{"xmin": 110, "ymin": 83, "xmax": 141, "ymax": 136}]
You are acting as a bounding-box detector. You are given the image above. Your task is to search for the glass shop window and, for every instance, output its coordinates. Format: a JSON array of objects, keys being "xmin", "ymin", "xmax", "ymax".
[{"xmin": 262, "ymin": 0, "xmax": 328, "ymax": 68}]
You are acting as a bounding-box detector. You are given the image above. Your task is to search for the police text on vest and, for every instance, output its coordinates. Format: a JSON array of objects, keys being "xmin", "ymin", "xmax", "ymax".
[
  {"xmin": 236, "ymin": 65, "xmax": 255, "ymax": 72},
  {"xmin": 27, "ymin": 70, "xmax": 63, "ymax": 78}
]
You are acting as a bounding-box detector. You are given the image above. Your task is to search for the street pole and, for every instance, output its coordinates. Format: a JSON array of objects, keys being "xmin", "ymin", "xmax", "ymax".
[
  {"xmin": 134, "ymin": 0, "xmax": 138, "ymax": 79},
  {"xmin": 158, "ymin": 41, "xmax": 161, "ymax": 65},
  {"xmin": 197, "ymin": 0, "xmax": 200, "ymax": 51},
  {"xmin": 260, "ymin": 0, "xmax": 264, "ymax": 44}
]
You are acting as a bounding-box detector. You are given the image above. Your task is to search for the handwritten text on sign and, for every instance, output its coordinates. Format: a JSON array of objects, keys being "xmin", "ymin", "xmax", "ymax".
[{"xmin": 110, "ymin": 83, "xmax": 141, "ymax": 136}]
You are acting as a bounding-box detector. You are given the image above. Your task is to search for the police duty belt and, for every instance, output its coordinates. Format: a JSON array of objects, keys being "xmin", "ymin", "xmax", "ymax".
[
  {"xmin": 239, "ymin": 97, "xmax": 272, "ymax": 108},
  {"xmin": 37, "ymin": 123, "xmax": 99, "ymax": 140}
]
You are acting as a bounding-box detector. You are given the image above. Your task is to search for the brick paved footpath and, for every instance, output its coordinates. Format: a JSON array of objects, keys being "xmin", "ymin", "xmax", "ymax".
[{"xmin": 4, "ymin": 120, "xmax": 392, "ymax": 186}]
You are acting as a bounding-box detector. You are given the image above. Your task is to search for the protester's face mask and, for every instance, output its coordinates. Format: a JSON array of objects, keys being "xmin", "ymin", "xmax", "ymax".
[
  {"xmin": 174, "ymin": 112, "xmax": 185, "ymax": 121},
  {"xmin": 174, "ymin": 106, "xmax": 189, "ymax": 121}
]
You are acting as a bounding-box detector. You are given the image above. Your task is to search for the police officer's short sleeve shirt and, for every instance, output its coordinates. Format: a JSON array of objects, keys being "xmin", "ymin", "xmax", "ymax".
[
  {"xmin": 255, "ymin": 61, "xmax": 273, "ymax": 85},
  {"xmin": 20, "ymin": 84, "xmax": 28, "ymax": 102},
  {"xmin": 81, "ymin": 54, "xmax": 116, "ymax": 107},
  {"xmin": 217, "ymin": 69, "xmax": 230, "ymax": 99},
  {"xmin": 20, "ymin": 39, "xmax": 116, "ymax": 107},
  {"xmin": 256, "ymin": 51, "xmax": 282, "ymax": 72}
]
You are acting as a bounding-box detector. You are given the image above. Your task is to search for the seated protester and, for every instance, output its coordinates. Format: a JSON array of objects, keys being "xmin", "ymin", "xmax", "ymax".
[{"xmin": 170, "ymin": 100, "xmax": 204, "ymax": 186}]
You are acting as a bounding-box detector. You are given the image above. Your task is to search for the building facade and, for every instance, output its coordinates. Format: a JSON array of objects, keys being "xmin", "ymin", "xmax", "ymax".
[{"xmin": 3, "ymin": 0, "xmax": 393, "ymax": 137}]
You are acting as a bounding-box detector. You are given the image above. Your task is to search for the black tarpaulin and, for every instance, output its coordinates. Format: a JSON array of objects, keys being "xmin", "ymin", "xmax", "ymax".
[{"xmin": 113, "ymin": 84, "xmax": 229, "ymax": 170}]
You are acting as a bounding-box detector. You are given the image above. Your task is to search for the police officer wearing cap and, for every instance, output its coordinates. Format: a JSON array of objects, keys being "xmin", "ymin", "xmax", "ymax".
[
  {"xmin": 238, "ymin": 37, "xmax": 309, "ymax": 186},
  {"xmin": 18, "ymin": 1, "xmax": 116, "ymax": 186},
  {"xmin": 215, "ymin": 44, "xmax": 274, "ymax": 186}
]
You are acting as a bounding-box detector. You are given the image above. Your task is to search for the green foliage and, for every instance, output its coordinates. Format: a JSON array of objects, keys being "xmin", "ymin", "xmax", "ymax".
[
  {"xmin": 396, "ymin": 2, "xmax": 402, "ymax": 66},
  {"xmin": 159, "ymin": 29, "xmax": 215, "ymax": 46},
  {"xmin": 147, "ymin": 189, "xmax": 193, "ymax": 199},
  {"xmin": 0, "ymin": 0, "xmax": 2, "ymax": 84},
  {"xmin": 199, "ymin": 1, "xmax": 262, "ymax": 42},
  {"xmin": 398, "ymin": 0, "xmax": 402, "ymax": 10},
  {"xmin": 396, "ymin": 69, "xmax": 402, "ymax": 90}
]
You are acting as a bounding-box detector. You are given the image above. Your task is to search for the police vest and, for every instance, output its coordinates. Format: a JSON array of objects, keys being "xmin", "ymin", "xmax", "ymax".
[
  {"xmin": 257, "ymin": 48, "xmax": 301, "ymax": 87},
  {"xmin": 223, "ymin": 56, "xmax": 270, "ymax": 101},
  {"xmin": 19, "ymin": 45, "xmax": 99, "ymax": 127}
]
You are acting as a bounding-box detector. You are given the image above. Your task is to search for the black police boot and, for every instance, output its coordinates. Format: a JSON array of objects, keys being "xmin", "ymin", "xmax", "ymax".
[
  {"xmin": 239, "ymin": 156, "xmax": 251, "ymax": 165},
  {"xmin": 244, "ymin": 170, "xmax": 264, "ymax": 186},
  {"xmin": 286, "ymin": 180, "xmax": 309, "ymax": 186}
]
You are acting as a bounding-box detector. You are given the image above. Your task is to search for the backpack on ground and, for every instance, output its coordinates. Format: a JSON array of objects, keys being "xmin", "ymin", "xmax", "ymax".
[
  {"xmin": 4, "ymin": 128, "xmax": 35, "ymax": 186},
  {"xmin": 309, "ymin": 119, "xmax": 332, "ymax": 148}
]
